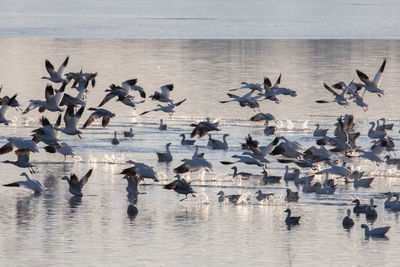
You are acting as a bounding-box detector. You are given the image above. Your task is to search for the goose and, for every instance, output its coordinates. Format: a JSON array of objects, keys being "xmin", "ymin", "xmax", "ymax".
[
  {"xmin": 254, "ymin": 190, "xmax": 274, "ymax": 201},
  {"xmin": 295, "ymin": 174, "xmax": 314, "ymax": 186},
  {"xmin": 244, "ymin": 135, "xmax": 280, "ymax": 156},
  {"xmin": 41, "ymin": 56, "xmax": 70, "ymax": 83},
  {"xmin": 23, "ymin": 83, "xmax": 66, "ymax": 114},
  {"xmin": 315, "ymin": 82, "xmax": 349, "ymax": 106},
  {"xmin": 62, "ymin": 169, "xmax": 93, "ymax": 197},
  {"xmin": 44, "ymin": 142, "xmax": 74, "ymax": 161},
  {"xmin": 263, "ymin": 121, "xmax": 276, "ymax": 136},
  {"xmin": 173, "ymin": 153, "xmax": 213, "ymax": 174},
  {"xmin": 217, "ymin": 191, "xmax": 241, "ymax": 204},
  {"xmin": 352, "ymin": 171, "xmax": 374, "ymax": 187},
  {"xmin": 81, "ymin": 108, "xmax": 115, "ymax": 129},
  {"xmin": 3, "ymin": 172, "xmax": 44, "ymax": 194},
  {"xmin": 378, "ymin": 118, "xmax": 393, "ymax": 131},
  {"xmin": 123, "ymin": 161, "xmax": 160, "ymax": 182},
  {"xmin": 163, "ymin": 174, "xmax": 196, "ymax": 201},
  {"xmin": 261, "ymin": 164, "xmax": 281, "ymax": 184},
  {"xmin": 207, "ymin": 134, "xmax": 229, "ymax": 149},
  {"xmin": 353, "ymin": 89, "xmax": 369, "ymax": 111},
  {"xmin": 31, "ymin": 116, "xmax": 59, "ymax": 145},
  {"xmin": 65, "ymin": 70, "xmax": 97, "ymax": 89},
  {"xmin": 150, "ymin": 84, "xmax": 174, "ymax": 103},
  {"xmin": 285, "ymin": 188, "xmax": 299, "ymax": 202},
  {"xmin": 3, "ymin": 152, "xmax": 35, "ymax": 173},
  {"xmin": 0, "ymin": 94, "xmax": 17, "ymax": 125},
  {"xmin": 390, "ymin": 194, "xmax": 400, "ymax": 211},
  {"xmin": 384, "ymin": 192, "xmax": 394, "ymax": 209},
  {"xmin": 313, "ymin": 123, "xmax": 328, "ymax": 137},
  {"xmin": 190, "ymin": 118, "xmax": 220, "ymax": 138},
  {"xmin": 270, "ymin": 74, "xmax": 297, "ymax": 97},
  {"xmin": 98, "ymin": 84, "xmax": 130, "ymax": 107},
  {"xmin": 302, "ymin": 181, "xmax": 319, "ymax": 193},
  {"xmin": 116, "ymin": 95, "xmax": 145, "ymax": 109},
  {"xmin": 352, "ymin": 199, "xmax": 375, "ymax": 214},
  {"xmin": 0, "ymin": 137, "xmax": 39, "ymax": 155},
  {"xmin": 0, "ymin": 92, "xmax": 22, "ymax": 111},
  {"xmin": 366, "ymin": 199, "xmax": 378, "ymax": 219},
  {"xmin": 60, "ymin": 80, "xmax": 88, "ymax": 107},
  {"xmin": 368, "ymin": 121, "xmax": 386, "ymax": 139},
  {"xmin": 179, "ymin": 134, "xmax": 195, "ymax": 145},
  {"xmin": 124, "ymin": 128, "xmax": 134, "ymax": 138},
  {"xmin": 250, "ymin": 112, "xmax": 275, "ymax": 122},
  {"xmin": 342, "ymin": 209, "xmax": 355, "ymax": 229},
  {"xmin": 156, "ymin": 142, "xmax": 172, "ymax": 162},
  {"xmin": 284, "ymin": 208, "xmax": 300, "ymax": 225},
  {"xmin": 111, "ymin": 131, "xmax": 120, "ymax": 145},
  {"xmin": 258, "ymin": 77, "xmax": 280, "ymax": 103},
  {"xmin": 356, "ymin": 58, "xmax": 386, "ymax": 96},
  {"xmin": 220, "ymin": 91, "xmax": 262, "ymax": 110},
  {"xmin": 229, "ymin": 81, "xmax": 263, "ymax": 92},
  {"xmin": 140, "ymin": 98, "xmax": 186, "ymax": 116},
  {"xmin": 159, "ymin": 119, "xmax": 167, "ymax": 131},
  {"xmin": 361, "ymin": 224, "xmax": 390, "ymax": 238},
  {"xmin": 56, "ymin": 105, "xmax": 85, "ymax": 138},
  {"xmin": 315, "ymin": 182, "xmax": 336, "ymax": 194},
  {"xmin": 121, "ymin": 79, "xmax": 146, "ymax": 98},
  {"xmin": 220, "ymin": 154, "xmax": 263, "ymax": 167},
  {"xmin": 231, "ymin": 166, "xmax": 253, "ymax": 179}
]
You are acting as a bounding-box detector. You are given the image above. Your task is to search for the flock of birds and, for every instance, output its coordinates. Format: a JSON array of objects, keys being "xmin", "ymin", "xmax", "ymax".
[{"xmin": 0, "ymin": 56, "xmax": 397, "ymax": 237}]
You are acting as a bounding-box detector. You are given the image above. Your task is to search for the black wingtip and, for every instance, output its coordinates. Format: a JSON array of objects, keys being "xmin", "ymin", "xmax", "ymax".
[
  {"xmin": 140, "ymin": 91, "xmax": 146, "ymax": 98},
  {"xmin": 380, "ymin": 58, "xmax": 386, "ymax": 73}
]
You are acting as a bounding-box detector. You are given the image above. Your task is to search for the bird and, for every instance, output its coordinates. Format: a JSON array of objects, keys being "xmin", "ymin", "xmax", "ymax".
[
  {"xmin": 207, "ymin": 134, "xmax": 229, "ymax": 149},
  {"xmin": 111, "ymin": 131, "xmax": 120, "ymax": 145},
  {"xmin": 352, "ymin": 199, "xmax": 375, "ymax": 214},
  {"xmin": 342, "ymin": 209, "xmax": 355, "ymax": 229},
  {"xmin": 121, "ymin": 79, "xmax": 146, "ymax": 98},
  {"xmin": 231, "ymin": 166, "xmax": 253, "ymax": 179},
  {"xmin": 3, "ymin": 152, "xmax": 35, "ymax": 174},
  {"xmin": 261, "ymin": 164, "xmax": 281, "ymax": 184},
  {"xmin": 368, "ymin": 121, "xmax": 386, "ymax": 139},
  {"xmin": 254, "ymin": 190, "xmax": 274, "ymax": 201},
  {"xmin": 31, "ymin": 116, "xmax": 59, "ymax": 145},
  {"xmin": 122, "ymin": 161, "xmax": 160, "ymax": 182},
  {"xmin": 56, "ymin": 104, "xmax": 85, "ymax": 138},
  {"xmin": 156, "ymin": 142, "xmax": 173, "ymax": 162},
  {"xmin": 365, "ymin": 199, "xmax": 378, "ymax": 219},
  {"xmin": 190, "ymin": 118, "xmax": 220, "ymax": 138},
  {"xmin": 140, "ymin": 98, "xmax": 186, "ymax": 116},
  {"xmin": 81, "ymin": 108, "xmax": 115, "ymax": 129},
  {"xmin": 351, "ymin": 171, "xmax": 374, "ymax": 187},
  {"xmin": 263, "ymin": 121, "xmax": 276, "ymax": 136},
  {"xmin": 361, "ymin": 224, "xmax": 390, "ymax": 238},
  {"xmin": 217, "ymin": 191, "xmax": 241, "ymax": 204},
  {"xmin": 44, "ymin": 142, "xmax": 75, "ymax": 161},
  {"xmin": 250, "ymin": 112, "xmax": 275, "ymax": 122},
  {"xmin": 62, "ymin": 169, "xmax": 93, "ymax": 197},
  {"xmin": 313, "ymin": 123, "xmax": 328, "ymax": 137},
  {"xmin": 41, "ymin": 56, "xmax": 70, "ymax": 83},
  {"xmin": 179, "ymin": 134, "xmax": 195, "ymax": 145},
  {"xmin": 315, "ymin": 182, "xmax": 336, "ymax": 195},
  {"xmin": 0, "ymin": 137, "xmax": 39, "ymax": 155},
  {"xmin": 3, "ymin": 172, "xmax": 44, "ymax": 195},
  {"xmin": 284, "ymin": 208, "xmax": 300, "ymax": 225},
  {"xmin": 173, "ymin": 150, "xmax": 213, "ymax": 174},
  {"xmin": 315, "ymin": 82, "xmax": 350, "ymax": 106},
  {"xmin": 283, "ymin": 166, "xmax": 300, "ymax": 182},
  {"xmin": 122, "ymin": 175, "xmax": 142, "ymax": 196},
  {"xmin": 0, "ymin": 94, "xmax": 17, "ymax": 125},
  {"xmin": 23, "ymin": 83, "xmax": 66, "ymax": 114},
  {"xmin": 124, "ymin": 128, "xmax": 134, "ymax": 138},
  {"xmin": 163, "ymin": 174, "xmax": 196, "ymax": 201},
  {"xmin": 159, "ymin": 119, "xmax": 167, "ymax": 131},
  {"xmin": 384, "ymin": 192, "xmax": 395, "ymax": 209},
  {"xmin": 356, "ymin": 58, "xmax": 386, "ymax": 96},
  {"xmin": 285, "ymin": 188, "xmax": 299, "ymax": 202},
  {"xmin": 150, "ymin": 84, "xmax": 174, "ymax": 103},
  {"xmin": 127, "ymin": 203, "xmax": 138, "ymax": 218}
]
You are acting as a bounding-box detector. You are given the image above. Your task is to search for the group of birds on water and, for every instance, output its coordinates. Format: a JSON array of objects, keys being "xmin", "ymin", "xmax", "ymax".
[{"xmin": 0, "ymin": 55, "xmax": 397, "ymax": 237}]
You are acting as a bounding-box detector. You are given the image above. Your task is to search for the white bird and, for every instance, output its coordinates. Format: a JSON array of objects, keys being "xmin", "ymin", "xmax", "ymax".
[
  {"xmin": 81, "ymin": 108, "xmax": 115, "ymax": 129},
  {"xmin": 366, "ymin": 199, "xmax": 378, "ymax": 219},
  {"xmin": 62, "ymin": 169, "xmax": 93, "ymax": 197},
  {"xmin": 302, "ymin": 181, "xmax": 319, "ymax": 193},
  {"xmin": 156, "ymin": 142, "xmax": 173, "ymax": 162},
  {"xmin": 121, "ymin": 79, "xmax": 146, "ymax": 98},
  {"xmin": 163, "ymin": 174, "xmax": 196, "ymax": 201},
  {"xmin": 313, "ymin": 123, "xmax": 328, "ymax": 137},
  {"xmin": 0, "ymin": 137, "xmax": 39, "ymax": 155},
  {"xmin": 123, "ymin": 175, "xmax": 141, "ymax": 196},
  {"xmin": 31, "ymin": 116, "xmax": 59, "ymax": 145},
  {"xmin": 41, "ymin": 56, "xmax": 70, "ymax": 83},
  {"xmin": 264, "ymin": 121, "xmax": 276, "ymax": 136},
  {"xmin": 361, "ymin": 224, "xmax": 390, "ymax": 238},
  {"xmin": 190, "ymin": 118, "xmax": 220, "ymax": 138},
  {"xmin": 179, "ymin": 134, "xmax": 195, "ymax": 145},
  {"xmin": 23, "ymin": 83, "xmax": 66, "ymax": 114},
  {"xmin": 44, "ymin": 142, "xmax": 75, "ymax": 161},
  {"xmin": 159, "ymin": 119, "xmax": 167, "ymax": 131},
  {"xmin": 122, "ymin": 161, "xmax": 160, "ymax": 182},
  {"xmin": 56, "ymin": 105, "xmax": 85, "ymax": 139},
  {"xmin": 261, "ymin": 164, "xmax": 281, "ymax": 184},
  {"xmin": 3, "ymin": 172, "xmax": 44, "ymax": 194},
  {"xmin": 384, "ymin": 192, "xmax": 395, "ymax": 209},
  {"xmin": 207, "ymin": 134, "xmax": 229, "ymax": 149},
  {"xmin": 150, "ymin": 84, "xmax": 174, "ymax": 103},
  {"xmin": 356, "ymin": 59, "xmax": 386, "ymax": 96},
  {"xmin": 220, "ymin": 91, "xmax": 262, "ymax": 110},
  {"xmin": 173, "ymin": 148, "xmax": 213, "ymax": 174},
  {"xmin": 315, "ymin": 82, "xmax": 349, "ymax": 106},
  {"xmin": 111, "ymin": 131, "xmax": 120, "ymax": 145},
  {"xmin": 140, "ymin": 98, "xmax": 186, "ymax": 116},
  {"xmin": 0, "ymin": 94, "xmax": 17, "ymax": 125},
  {"xmin": 124, "ymin": 128, "xmax": 134, "ymax": 138}
]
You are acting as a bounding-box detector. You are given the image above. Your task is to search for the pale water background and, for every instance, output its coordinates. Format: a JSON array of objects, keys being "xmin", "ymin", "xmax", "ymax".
[{"xmin": 1, "ymin": 1, "xmax": 400, "ymax": 266}]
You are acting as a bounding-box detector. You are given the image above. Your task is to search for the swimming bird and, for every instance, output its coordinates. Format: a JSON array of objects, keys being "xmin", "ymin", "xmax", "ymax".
[
  {"xmin": 179, "ymin": 134, "xmax": 195, "ymax": 145},
  {"xmin": 285, "ymin": 188, "xmax": 299, "ymax": 202},
  {"xmin": 351, "ymin": 171, "xmax": 374, "ymax": 187},
  {"xmin": 62, "ymin": 169, "xmax": 93, "ymax": 197},
  {"xmin": 365, "ymin": 199, "xmax": 378, "ymax": 219},
  {"xmin": 254, "ymin": 190, "xmax": 274, "ymax": 201},
  {"xmin": 356, "ymin": 58, "xmax": 386, "ymax": 96},
  {"xmin": 23, "ymin": 83, "xmax": 66, "ymax": 114},
  {"xmin": 217, "ymin": 191, "xmax": 241, "ymax": 204},
  {"xmin": 41, "ymin": 56, "xmax": 70, "ymax": 83},
  {"xmin": 313, "ymin": 123, "xmax": 328, "ymax": 137},
  {"xmin": 302, "ymin": 181, "xmax": 319, "ymax": 193},
  {"xmin": 284, "ymin": 208, "xmax": 300, "ymax": 225},
  {"xmin": 124, "ymin": 128, "xmax": 134, "ymax": 138},
  {"xmin": 3, "ymin": 172, "xmax": 44, "ymax": 194},
  {"xmin": 361, "ymin": 224, "xmax": 390, "ymax": 238},
  {"xmin": 150, "ymin": 84, "xmax": 174, "ymax": 103},
  {"xmin": 284, "ymin": 166, "xmax": 300, "ymax": 182},
  {"xmin": 264, "ymin": 121, "xmax": 276, "ymax": 136},
  {"xmin": 342, "ymin": 209, "xmax": 355, "ymax": 229},
  {"xmin": 140, "ymin": 98, "xmax": 186, "ymax": 116},
  {"xmin": 81, "ymin": 108, "xmax": 115, "ymax": 129},
  {"xmin": 315, "ymin": 182, "xmax": 336, "ymax": 194},
  {"xmin": 156, "ymin": 142, "xmax": 172, "ymax": 162},
  {"xmin": 163, "ymin": 174, "xmax": 196, "ymax": 201},
  {"xmin": 384, "ymin": 192, "xmax": 394, "ymax": 209},
  {"xmin": 207, "ymin": 134, "xmax": 229, "ymax": 149},
  {"xmin": 111, "ymin": 131, "xmax": 120, "ymax": 145},
  {"xmin": 261, "ymin": 164, "xmax": 281, "ymax": 184},
  {"xmin": 159, "ymin": 119, "xmax": 167, "ymax": 131},
  {"xmin": 44, "ymin": 142, "xmax": 75, "ymax": 161},
  {"xmin": 231, "ymin": 166, "xmax": 253, "ymax": 179},
  {"xmin": 352, "ymin": 199, "xmax": 375, "ymax": 214},
  {"xmin": 123, "ymin": 161, "xmax": 160, "ymax": 182},
  {"xmin": 190, "ymin": 118, "xmax": 220, "ymax": 138},
  {"xmin": 0, "ymin": 94, "xmax": 17, "ymax": 125}
]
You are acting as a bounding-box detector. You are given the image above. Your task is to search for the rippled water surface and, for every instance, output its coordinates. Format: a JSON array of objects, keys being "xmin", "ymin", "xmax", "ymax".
[{"xmin": 1, "ymin": 39, "xmax": 400, "ymax": 266}]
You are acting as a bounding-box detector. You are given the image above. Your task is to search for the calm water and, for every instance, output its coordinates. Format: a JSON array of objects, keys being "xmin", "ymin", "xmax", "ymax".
[{"xmin": 1, "ymin": 39, "xmax": 400, "ymax": 266}]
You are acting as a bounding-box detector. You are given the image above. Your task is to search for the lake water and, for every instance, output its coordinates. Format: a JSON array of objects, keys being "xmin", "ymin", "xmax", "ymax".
[{"xmin": 1, "ymin": 39, "xmax": 400, "ymax": 266}]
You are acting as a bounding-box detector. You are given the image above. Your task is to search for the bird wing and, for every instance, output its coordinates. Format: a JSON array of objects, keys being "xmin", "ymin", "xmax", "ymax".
[
  {"xmin": 79, "ymin": 169, "xmax": 92, "ymax": 187},
  {"xmin": 56, "ymin": 56, "xmax": 69, "ymax": 76},
  {"xmin": 81, "ymin": 112, "xmax": 100, "ymax": 129},
  {"xmin": 45, "ymin": 84, "xmax": 55, "ymax": 102},
  {"xmin": 45, "ymin": 59, "xmax": 57, "ymax": 77},
  {"xmin": 372, "ymin": 58, "xmax": 386, "ymax": 87},
  {"xmin": 0, "ymin": 142, "xmax": 13, "ymax": 155},
  {"xmin": 70, "ymin": 174, "xmax": 79, "ymax": 185},
  {"xmin": 160, "ymin": 84, "xmax": 173, "ymax": 97},
  {"xmin": 323, "ymin": 83, "xmax": 340, "ymax": 97}
]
